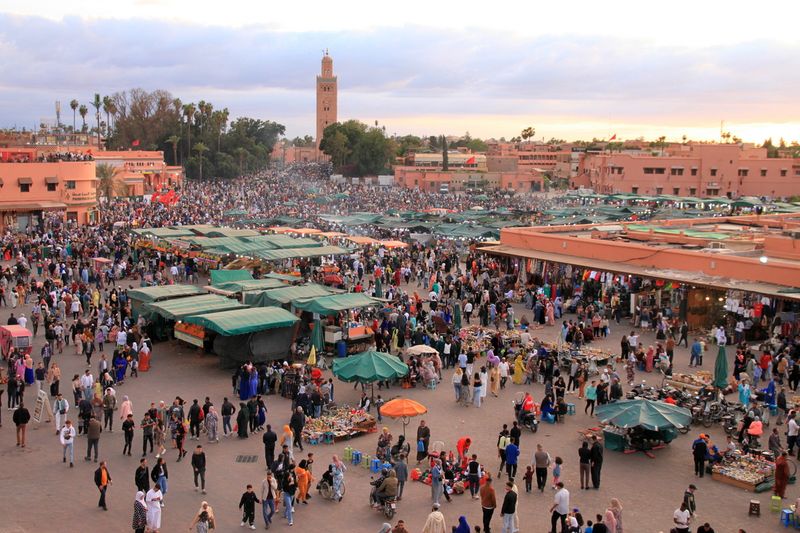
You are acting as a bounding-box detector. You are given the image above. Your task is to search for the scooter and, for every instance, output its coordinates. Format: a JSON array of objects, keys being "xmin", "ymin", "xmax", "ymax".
[
  {"xmin": 513, "ymin": 401, "xmax": 539, "ymax": 432},
  {"xmin": 369, "ymin": 476, "xmax": 397, "ymax": 519}
]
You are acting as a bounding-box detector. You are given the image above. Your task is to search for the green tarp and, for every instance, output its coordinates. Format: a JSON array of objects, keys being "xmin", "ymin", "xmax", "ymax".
[
  {"xmin": 131, "ymin": 227, "xmax": 195, "ymax": 238},
  {"xmin": 595, "ymin": 399, "xmax": 692, "ymax": 430},
  {"xmin": 210, "ymin": 270, "xmax": 253, "ymax": 285},
  {"xmin": 184, "ymin": 307, "xmax": 299, "ymax": 336},
  {"xmin": 293, "ymin": 293, "xmax": 382, "ymax": 315},
  {"xmin": 213, "ymin": 278, "xmax": 285, "ymax": 293},
  {"xmin": 244, "ymin": 235, "xmax": 322, "ymax": 249},
  {"xmin": 243, "ymin": 284, "xmax": 334, "ymax": 307},
  {"xmin": 127, "ymin": 285, "xmax": 205, "ymax": 303},
  {"xmin": 256, "ymin": 245, "xmax": 350, "ymax": 261},
  {"xmin": 332, "ymin": 350, "xmax": 409, "ymax": 383},
  {"xmin": 264, "ymin": 273, "xmax": 304, "ymax": 283},
  {"xmin": 205, "ymin": 241, "xmax": 277, "ymax": 255},
  {"xmin": 145, "ymin": 294, "xmax": 247, "ymax": 320},
  {"xmin": 203, "ymin": 228, "xmax": 260, "ymax": 238}
]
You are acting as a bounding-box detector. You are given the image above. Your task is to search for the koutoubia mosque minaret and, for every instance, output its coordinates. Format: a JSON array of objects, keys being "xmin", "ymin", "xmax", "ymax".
[{"xmin": 316, "ymin": 50, "xmax": 338, "ymax": 154}]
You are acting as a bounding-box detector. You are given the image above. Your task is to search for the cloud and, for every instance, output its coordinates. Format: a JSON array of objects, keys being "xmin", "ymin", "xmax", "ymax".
[{"xmin": 0, "ymin": 13, "xmax": 799, "ymax": 139}]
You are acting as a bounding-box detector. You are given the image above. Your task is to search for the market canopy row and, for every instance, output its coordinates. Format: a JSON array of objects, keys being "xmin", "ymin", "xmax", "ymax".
[
  {"xmin": 292, "ymin": 293, "xmax": 383, "ymax": 315},
  {"xmin": 145, "ymin": 294, "xmax": 247, "ymax": 320},
  {"xmin": 184, "ymin": 307, "xmax": 299, "ymax": 336}
]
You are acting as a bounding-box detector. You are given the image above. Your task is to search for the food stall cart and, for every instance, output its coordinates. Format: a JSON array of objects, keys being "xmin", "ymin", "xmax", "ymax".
[{"xmin": 596, "ymin": 398, "xmax": 691, "ymax": 458}]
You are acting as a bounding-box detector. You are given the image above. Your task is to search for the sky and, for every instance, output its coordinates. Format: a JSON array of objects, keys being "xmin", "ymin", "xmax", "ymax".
[{"xmin": 1, "ymin": 0, "xmax": 799, "ymax": 143}]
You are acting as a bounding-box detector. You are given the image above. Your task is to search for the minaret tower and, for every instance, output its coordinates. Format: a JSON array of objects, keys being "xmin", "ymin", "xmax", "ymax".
[{"xmin": 316, "ymin": 50, "xmax": 338, "ymax": 153}]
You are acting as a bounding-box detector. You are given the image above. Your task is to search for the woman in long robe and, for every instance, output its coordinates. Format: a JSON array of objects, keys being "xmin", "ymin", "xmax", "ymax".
[
  {"xmin": 236, "ymin": 402, "xmax": 249, "ymax": 438},
  {"xmin": 512, "ymin": 355, "xmax": 525, "ymax": 385},
  {"xmin": 774, "ymin": 452, "xmax": 789, "ymax": 498},
  {"xmin": 238, "ymin": 366, "xmax": 250, "ymax": 401},
  {"xmin": 416, "ymin": 420, "xmax": 430, "ymax": 463},
  {"xmin": 331, "ymin": 455, "xmax": 346, "ymax": 501},
  {"xmin": 114, "ymin": 353, "xmax": 128, "ymax": 383},
  {"xmin": 489, "ymin": 365, "xmax": 501, "ymax": 396},
  {"xmin": 248, "ymin": 368, "xmax": 259, "ymax": 399}
]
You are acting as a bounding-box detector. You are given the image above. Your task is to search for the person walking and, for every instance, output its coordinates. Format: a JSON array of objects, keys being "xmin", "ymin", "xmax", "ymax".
[
  {"xmin": 533, "ymin": 444, "xmax": 551, "ymax": 492},
  {"xmin": 590, "ymin": 436, "xmax": 603, "ymax": 489},
  {"xmin": 584, "ymin": 381, "xmax": 597, "ymax": 416},
  {"xmin": 205, "ymin": 405, "xmax": 219, "ymax": 442},
  {"xmin": 500, "ymin": 481, "xmax": 518, "ymax": 533},
  {"xmin": 263, "ymin": 424, "xmax": 277, "ymax": 470},
  {"xmin": 191, "ymin": 445, "xmax": 207, "ymax": 494},
  {"xmin": 86, "ymin": 414, "xmax": 102, "ymax": 462},
  {"xmin": 281, "ymin": 464, "xmax": 297, "ymax": 526},
  {"xmin": 94, "ymin": 460, "xmax": 112, "ymax": 510},
  {"xmin": 13, "ymin": 402, "xmax": 30, "ymax": 447},
  {"xmin": 221, "ymin": 397, "xmax": 235, "ymax": 437},
  {"xmin": 290, "ymin": 406, "xmax": 306, "ymax": 451},
  {"xmin": 122, "ymin": 413, "xmax": 135, "ymax": 456},
  {"xmin": 132, "ymin": 491, "xmax": 148, "ymax": 533},
  {"xmin": 141, "ymin": 412, "xmax": 155, "ymax": 457},
  {"xmin": 239, "ymin": 483, "xmax": 260, "ymax": 530},
  {"xmin": 504, "ymin": 440, "xmax": 519, "ymax": 480},
  {"xmin": 480, "ymin": 474, "xmax": 497, "ymax": 533},
  {"xmin": 550, "ymin": 482, "xmax": 569, "ymax": 533},
  {"xmin": 145, "ymin": 483, "xmax": 163, "ymax": 532},
  {"xmin": 135, "ymin": 458, "xmax": 150, "ymax": 492},
  {"xmin": 261, "ymin": 470, "xmax": 278, "ymax": 529},
  {"xmin": 60, "ymin": 419, "xmax": 76, "ymax": 467},
  {"xmin": 102, "ymin": 388, "xmax": 116, "ymax": 432},
  {"xmin": 578, "ymin": 441, "xmax": 591, "ymax": 490},
  {"xmin": 150, "ymin": 457, "xmax": 168, "ymax": 506},
  {"xmin": 394, "ymin": 454, "xmax": 409, "ymax": 500},
  {"xmin": 53, "ymin": 392, "xmax": 69, "ymax": 435},
  {"xmin": 188, "ymin": 399, "xmax": 202, "ymax": 440}
]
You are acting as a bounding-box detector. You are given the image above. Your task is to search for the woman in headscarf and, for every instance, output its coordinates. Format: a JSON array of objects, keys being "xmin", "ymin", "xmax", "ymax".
[
  {"xmin": 645, "ymin": 346, "xmax": 655, "ymax": 373},
  {"xmin": 280, "ymin": 424, "xmax": 294, "ymax": 458},
  {"xmin": 331, "ymin": 454, "xmax": 346, "ymax": 501},
  {"xmin": 236, "ymin": 402, "xmax": 249, "ymax": 439},
  {"xmin": 610, "ymin": 498, "xmax": 623, "ymax": 532},
  {"xmin": 114, "ymin": 351, "xmax": 128, "ymax": 384},
  {"xmin": 119, "ymin": 395, "xmax": 133, "ymax": 422},
  {"xmin": 775, "ymin": 451, "xmax": 790, "ymax": 498},
  {"xmin": 295, "ymin": 459, "xmax": 314, "ymax": 504},
  {"xmin": 512, "ymin": 354, "xmax": 525, "ymax": 385},
  {"xmin": 23, "ymin": 353, "xmax": 35, "ymax": 385},
  {"xmin": 132, "ymin": 491, "xmax": 147, "ymax": 533},
  {"xmin": 454, "ymin": 515, "xmax": 470, "ymax": 533},
  {"xmin": 603, "ymin": 506, "xmax": 617, "ymax": 533},
  {"xmin": 204, "ymin": 405, "xmax": 219, "ymax": 443},
  {"xmin": 480, "ymin": 366, "xmax": 488, "ymax": 400},
  {"xmin": 378, "ymin": 523, "xmax": 392, "ymax": 533},
  {"xmin": 190, "ymin": 500, "xmax": 216, "ymax": 530}
]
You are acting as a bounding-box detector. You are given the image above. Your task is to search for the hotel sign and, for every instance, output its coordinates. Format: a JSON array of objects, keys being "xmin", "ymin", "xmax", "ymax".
[{"xmin": 63, "ymin": 190, "xmax": 97, "ymax": 203}]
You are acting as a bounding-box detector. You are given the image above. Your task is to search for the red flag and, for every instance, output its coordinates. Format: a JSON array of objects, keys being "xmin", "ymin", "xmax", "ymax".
[
  {"xmin": 609, "ymin": 134, "xmax": 617, "ymax": 141},
  {"xmin": 131, "ymin": 139, "xmax": 140, "ymax": 147},
  {"xmin": 465, "ymin": 156, "xmax": 476, "ymax": 165}
]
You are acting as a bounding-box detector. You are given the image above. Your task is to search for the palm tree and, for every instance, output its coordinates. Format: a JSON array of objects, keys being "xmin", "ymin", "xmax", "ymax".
[
  {"xmin": 102, "ymin": 96, "xmax": 113, "ymax": 137},
  {"xmin": 96, "ymin": 163, "xmax": 127, "ymax": 200},
  {"xmin": 79, "ymin": 105, "xmax": 88, "ymax": 132},
  {"xmin": 91, "ymin": 93, "xmax": 102, "ymax": 147},
  {"xmin": 183, "ymin": 103, "xmax": 196, "ymax": 158},
  {"xmin": 70, "ymin": 100, "xmax": 79, "ymax": 132},
  {"xmin": 235, "ymin": 147, "xmax": 248, "ymax": 176},
  {"xmin": 193, "ymin": 142, "xmax": 209, "ymax": 179},
  {"xmin": 167, "ymin": 135, "xmax": 181, "ymax": 166},
  {"xmin": 521, "ymin": 127, "xmax": 535, "ymax": 142},
  {"xmin": 216, "ymin": 107, "xmax": 229, "ymax": 151}
]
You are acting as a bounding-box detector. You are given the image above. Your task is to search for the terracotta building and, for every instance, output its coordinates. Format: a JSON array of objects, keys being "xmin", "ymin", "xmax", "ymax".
[
  {"xmin": 574, "ymin": 143, "xmax": 800, "ymax": 199},
  {"xmin": 0, "ymin": 147, "xmax": 98, "ymax": 230},
  {"xmin": 316, "ymin": 51, "xmax": 338, "ymax": 154},
  {"xmin": 93, "ymin": 150, "xmax": 183, "ymax": 196},
  {"xmin": 487, "ymin": 141, "xmax": 573, "ymax": 179}
]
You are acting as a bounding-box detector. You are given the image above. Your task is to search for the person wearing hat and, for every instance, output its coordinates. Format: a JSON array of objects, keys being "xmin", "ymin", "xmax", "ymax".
[
  {"xmin": 692, "ymin": 434, "xmax": 708, "ymax": 477},
  {"xmin": 422, "ymin": 503, "xmax": 447, "ymax": 533}
]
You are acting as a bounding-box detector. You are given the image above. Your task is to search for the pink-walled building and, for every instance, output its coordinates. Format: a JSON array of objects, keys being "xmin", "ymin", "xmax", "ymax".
[
  {"xmin": 393, "ymin": 167, "xmax": 543, "ymax": 193},
  {"xmin": 574, "ymin": 143, "xmax": 800, "ymax": 198},
  {"xmin": 93, "ymin": 150, "xmax": 183, "ymax": 196}
]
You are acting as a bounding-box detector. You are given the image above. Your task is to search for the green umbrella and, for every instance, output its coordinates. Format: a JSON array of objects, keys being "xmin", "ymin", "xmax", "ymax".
[
  {"xmin": 713, "ymin": 345, "xmax": 729, "ymax": 389},
  {"xmin": 332, "ymin": 350, "xmax": 409, "ymax": 383},
  {"xmin": 453, "ymin": 301, "xmax": 462, "ymax": 330},
  {"xmin": 311, "ymin": 317, "xmax": 324, "ymax": 352},
  {"xmin": 595, "ymin": 399, "xmax": 692, "ymax": 430}
]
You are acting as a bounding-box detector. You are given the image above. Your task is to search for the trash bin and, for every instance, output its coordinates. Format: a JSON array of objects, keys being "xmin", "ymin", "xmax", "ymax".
[{"xmin": 336, "ymin": 340, "xmax": 347, "ymax": 358}]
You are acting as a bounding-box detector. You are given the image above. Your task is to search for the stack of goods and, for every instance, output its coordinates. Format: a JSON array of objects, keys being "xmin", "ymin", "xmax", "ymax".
[
  {"xmin": 667, "ymin": 371, "xmax": 712, "ymax": 392},
  {"xmin": 459, "ymin": 326, "xmax": 493, "ymax": 354},
  {"xmin": 711, "ymin": 452, "xmax": 775, "ymax": 492},
  {"xmin": 301, "ymin": 406, "xmax": 376, "ymax": 443}
]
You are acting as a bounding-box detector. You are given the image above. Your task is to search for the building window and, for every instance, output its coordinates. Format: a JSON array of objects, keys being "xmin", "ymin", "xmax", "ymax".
[
  {"xmin": 670, "ymin": 168, "xmax": 684, "ymax": 176},
  {"xmin": 781, "ymin": 169, "xmax": 787, "ymax": 177},
  {"xmin": 689, "ymin": 187, "xmax": 697, "ymax": 196},
  {"xmin": 631, "ymin": 187, "xmax": 639, "ymax": 194},
  {"xmin": 643, "ymin": 167, "xmax": 665, "ymax": 174},
  {"xmin": 655, "ymin": 187, "xmax": 663, "ymax": 195},
  {"xmin": 710, "ymin": 168, "xmax": 718, "ymax": 176},
  {"xmin": 66, "ymin": 180, "xmax": 76, "ymax": 190},
  {"xmin": 673, "ymin": 187, "xmax": 680, "ymax": 195},
  {"xmin": 707, "ymin": 188, "xmax": 719, "ymax": 196},
  {"xmin": 737, "ymin": 169, "xmax": 749, "ymax": 177},
  {"xmin": 46, "ymin": 183, "xmax": 57, "ymax": 192},
  {"xmin": 691, "ymin": 168, "xmax": 698, "ymax": 176},
  {"xmin": 760, "ymin": 169, "xmax": 767, "ymax": 177},
  {"xmin": 20, "ymin": 184, "xmax": 30, "ymax": 192}
]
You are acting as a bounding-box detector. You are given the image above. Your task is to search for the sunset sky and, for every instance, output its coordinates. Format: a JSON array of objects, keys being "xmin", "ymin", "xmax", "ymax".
[{"xmin": 1, "ymin": 0, "xmax": 799, "ymax": 143}]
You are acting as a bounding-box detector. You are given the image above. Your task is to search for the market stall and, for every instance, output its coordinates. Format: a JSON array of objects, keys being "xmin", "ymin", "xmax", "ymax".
[
  {"xmin": 712, "ymin": 452, "xmax": 775, "ymax": 492},
  {"xmin": 144, "ymin": 294, "xmax": 248, "ymax": 341},
  {"xmin": 127, "ymin": 284, "xmax": 205, "ymax": 320},
  {"xmin": 293, "ymin": 293, "xmax": 384, "ymax": 354},
  {"xmin": 665, "ymin": 371, "xmax": 712, "ymax": 393},
  {"xmin": 596, "ymin": 399, "xmax": 691, "ymax": 458},
  {"xmin": 301, "ymin": 406, "xmax": 376, "ymax": 443}
]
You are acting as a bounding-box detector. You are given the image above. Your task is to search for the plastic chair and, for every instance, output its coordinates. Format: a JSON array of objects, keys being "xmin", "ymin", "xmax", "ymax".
[
  {"xmin": 323, "ymin": 431, "xmax": 335, "ymax": 444},
  {"xmin": 772, "ymin": 495, "xmax": 784, "ymax": 513},
  {"xmin": 566, "ymin": 403, "xmax": 576, "ymax": 415},
  {"xmin": 343, "ymin": 446, "xmax": 353, "ymax": 461},
  {"xmin": 781, "ymin": 509, "xmax": 795, "ymax": 527},
  {"xmin": 351, "ymin": 450, "xmax": 362, "ymax": 465},
  {"xmin": 362, "ymin": 454, "xmax": 372, "ymax": 469},
  {"xmin": 370, "ymin": 458, "xmax": 382, "ymax": 473},
  {"xmin": 749, "ymin": 500, "xmax": 761, "ymax": 516}
]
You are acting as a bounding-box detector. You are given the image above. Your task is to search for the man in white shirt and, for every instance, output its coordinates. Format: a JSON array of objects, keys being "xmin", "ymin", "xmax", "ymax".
[
  {"xmin": 715, "ymin": 325, "xmax": 727, "ymax": 346},
  {"xmin": 787, "ymin": 414, "xmax": 799, "ymax": 454},
  {"xmin": 60, "ymin": 419, "xmax": 77, "ymax": 467},
  {"xmin": 53, "ymin": 393, "xmax": 70, "ymax": 435},
  {"xmin": 80, "ymin": 370, "xmax": 94, "ymax": 400},
  {"xmin": 17, "ymin": 314, "xmax": 27, "ymax": 329},
  {"xmin": 549, "ymin": 482, "xmax": 569, "ymax": 533},
  {"xmin": 117, "ymin": 329, "xmax": 127, "ymax": 348},
  {"xmin": 673, "ymin": 502, "xmax": 691, "ymax": 532}
]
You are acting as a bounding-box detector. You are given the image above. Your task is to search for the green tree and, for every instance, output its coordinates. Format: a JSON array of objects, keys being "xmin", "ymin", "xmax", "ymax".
[
  {"xmin": 183, "ymin": 103, "xmax": 196, "ymax": 158},
  {"xmin": 235, "ymin": 147, "xmax": 249, "ymax": 176},
  {"xmin": 70, "ymin": 99, "xmax": 79, "ymax": 132},
  {"xmin": 320, "ymin": 128, "xmax": 350, "ymax": 169},
  {"xmin": 91, "ymin": 93, "xmax": 102, "ymax": 146},
  {"xmin": 352, "ymin": 128, "xmax": 393, "ymax": 175},
  {"xmin": 193, "ymin": 142, "xmax": 209, "ymax": 179},
  {"xmin": 395, "ymin": 135, "xmax": 423, "ymax": 156},
  {"xmin": 521, "ymin": 126, "xmax": 535, "ymax": 141},
  {"xmin": 441, "ymin": 135, "xmax": 449, "ymax": 171},
  {"xmin": 79, "ymin": 105, "xmax": 88, "ymax": 131},
  {"xmin": 96, "ymin": 163, "xmax": 127, "ymax": 200},
  {"xmin": 166, "ymin": 135, "xmax": 181, "ymax": 165}
]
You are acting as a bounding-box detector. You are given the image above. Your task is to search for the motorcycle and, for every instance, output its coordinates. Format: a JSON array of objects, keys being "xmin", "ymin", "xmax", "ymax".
[
  {"xmin": 369, "ymin": 476, "xmax": 397, "ymax": 519},
  {"xmin": 513, "ymin": 400, "xmax": 539, "ymax": 432}
]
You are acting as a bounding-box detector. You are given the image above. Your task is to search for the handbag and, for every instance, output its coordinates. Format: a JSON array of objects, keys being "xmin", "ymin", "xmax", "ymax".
[{"xmin": 417, "ymin": 439, "xmax": 425, "ymax": 452}]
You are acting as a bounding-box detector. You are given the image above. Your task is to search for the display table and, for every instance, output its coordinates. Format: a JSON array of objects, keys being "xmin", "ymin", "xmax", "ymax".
[
  {"xmin": 301, "ymin": 406, "xmax": 376, "ymax": 443},
  {"xmin": 711, "ymin": 452, "xmax": 775, "ymax": 492}
]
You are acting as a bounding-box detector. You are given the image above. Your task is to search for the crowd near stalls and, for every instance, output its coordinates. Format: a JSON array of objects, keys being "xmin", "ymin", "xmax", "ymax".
[{"xmin": 2, "ymin": 161, "xmax": 800, "ymax": 532}]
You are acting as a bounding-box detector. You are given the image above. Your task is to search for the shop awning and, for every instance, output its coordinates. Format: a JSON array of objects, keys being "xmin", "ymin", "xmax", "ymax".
[
  {"xmin": 255, "ymin": 245, "xmax": 350, "ymax": 261},
  {"xmin": 17, "ymin": 177, "xmax": 32, "ymax": 185},
  {"xmin": 210, "ymin": 269, "xmax": 253, "ymax": 285},
  {"xmin": 212, "ymin": 278, "xmax": 285, "ymax": 293},
  {"xmin": 127, "ymin": 284, "xmax": 205, "ymax": 303},
  {"xmin": 45, "ymin": 176, "xmax": 59, "ymax": 184},
  {"xmin": 184, "ymin": 307, "xmax": 299, "ymax": 336},
  {"xmin": 480, "ymin": 244, "xmax": 800, "ymax": 301},
  {"xmin": 0, "ymin": 201, "xmax": 68, "ymax": 211},
  {"xmin": 292, "ymin": 293, "xmax": 383, "ymax": 315},
  {"xmin": 145, "ymin": 294, "xmax": 247, "ymax": 320},
  {"xmin": 243, "ymin": 283, "xmax": 335, "ymax": 307}
]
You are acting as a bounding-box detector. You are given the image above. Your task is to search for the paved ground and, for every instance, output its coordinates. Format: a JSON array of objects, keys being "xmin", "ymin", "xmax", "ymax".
[{"xmin": 0, "ymin": 285, "xmax": 789, "ymax": 533}]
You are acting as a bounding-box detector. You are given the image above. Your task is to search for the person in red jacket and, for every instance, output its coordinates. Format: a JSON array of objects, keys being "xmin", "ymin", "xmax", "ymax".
[{"xmin": 456, "ymin": 436, "xmax": 472, "ymax": 463}]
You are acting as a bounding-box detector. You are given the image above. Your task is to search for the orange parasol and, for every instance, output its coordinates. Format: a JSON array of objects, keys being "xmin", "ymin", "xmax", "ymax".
[{"xmin": 380, "ymin": 398, "xmax": 428, "ymax": 437}]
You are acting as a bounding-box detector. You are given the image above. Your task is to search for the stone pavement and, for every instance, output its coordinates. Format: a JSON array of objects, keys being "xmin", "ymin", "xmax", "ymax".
[{"xmin": 0, "ymin": 291, "xmax": 788, "ymax": 532}]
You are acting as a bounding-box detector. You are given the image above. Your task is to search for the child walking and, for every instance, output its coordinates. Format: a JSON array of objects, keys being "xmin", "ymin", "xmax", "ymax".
[
  {"xmin": 551, "ymin": 456, "xmax": 563, "ymax": 490},
  {"xmin": 239, "ymin": 484, "xmax": 260, "ymax": 529},
  {"xmin": 523, "ymin": 465, "xmax": 533, "ymax": 493}
]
